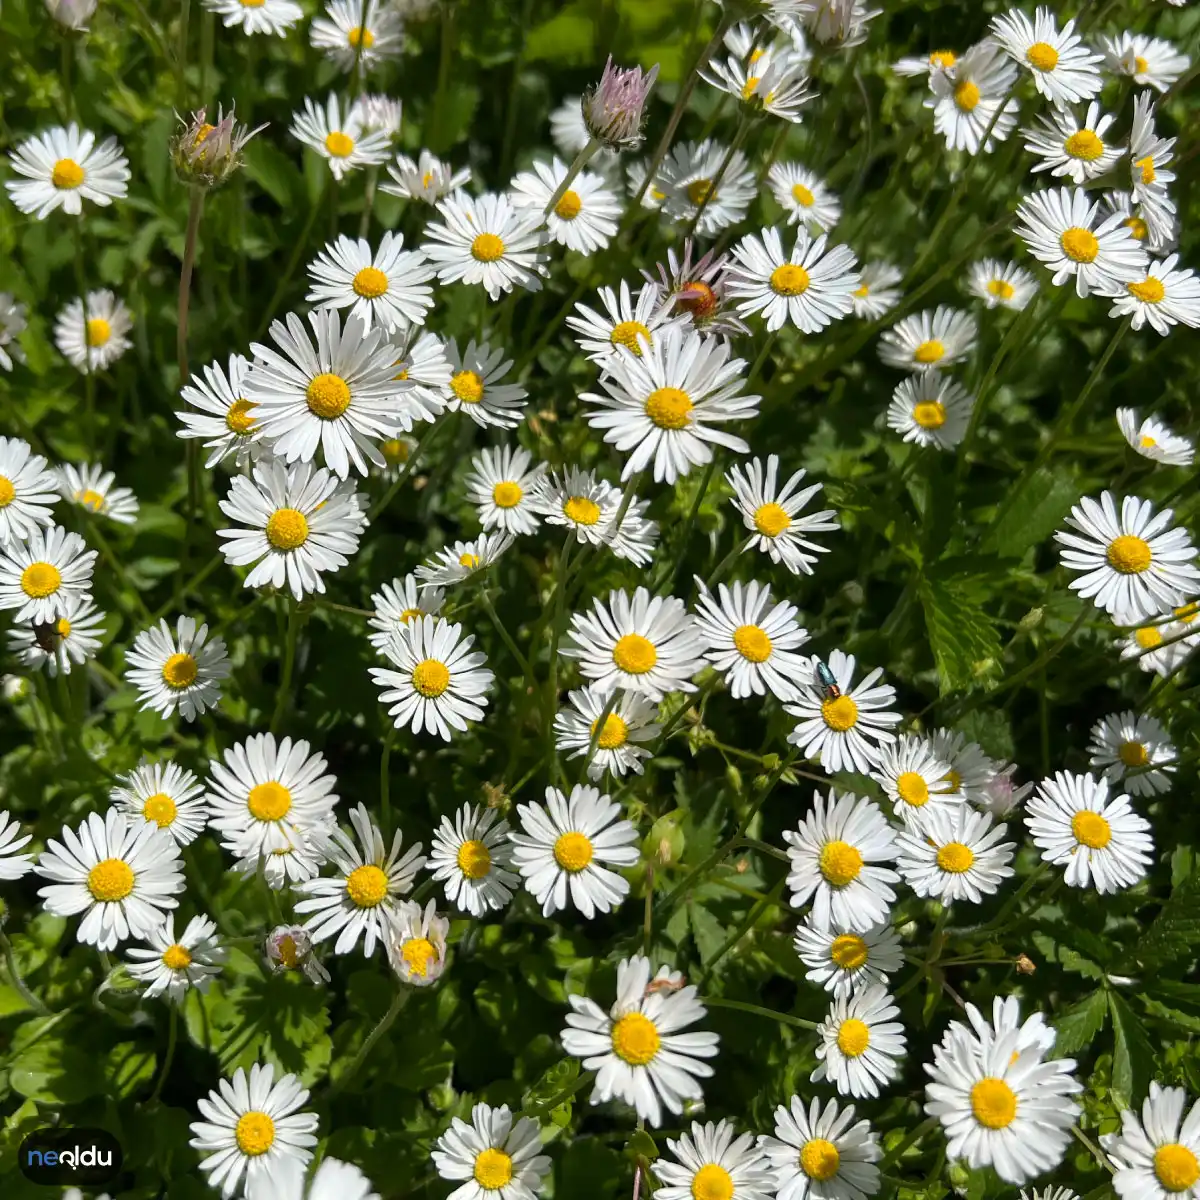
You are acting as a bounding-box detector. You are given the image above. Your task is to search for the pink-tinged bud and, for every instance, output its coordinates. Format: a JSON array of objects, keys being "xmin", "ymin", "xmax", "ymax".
[
  {"xmin": 978, "ymin": 765, "xmax": 1033, "ymax": 818},
  {"xmin": 265, "ymin": 924, "xmax": 330, "ymax": 985},
  {"xmin": 582, "ymin": 57, "xmax": 660, "ymax": 151},
  {"xmin": 45, "ymin": 0, "xmax": 98, "ymax": 30},
  {"xmin": 170, "ymin": 105, "xmax": 267, "ymax": 189}
]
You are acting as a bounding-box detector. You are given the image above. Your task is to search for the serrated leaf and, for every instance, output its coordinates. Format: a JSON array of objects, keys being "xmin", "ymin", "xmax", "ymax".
[
  {"xmin": 688, "ymin": 901, "xmax": 725, "ymax": 963},
  {"xmin": 918, "ymin": 574, "xmax": 1003, "ymax": 694},
  {"xmin": 1139, "ymin": 874, "xmax": 1200, "ymax": 967},
  {"xmin": 980, "ymin": 467, "xmax": 1080, "ymax": 558},
  {"xmin": 1032, "ymin": 931, "xmax": 1104, "ymax": 979},
  {"xmin": 1053, "ymin": 989, "xmax": 1108, "ymax": 1056},
  {"xmin": 1109, "ymin": 991, "xmax": 1153, "ymax": 1107}
]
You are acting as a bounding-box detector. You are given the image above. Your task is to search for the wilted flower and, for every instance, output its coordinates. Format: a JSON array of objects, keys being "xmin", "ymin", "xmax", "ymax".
[
  {"xmin": 582, "ymin": 56, "xmax": 659, "ymax": 151},
  {"xmin": 265, "ymin": 924, "xmax": 330, "ymax": 985},
  {"xmin": 45, "ymin": 0, "xmax": 97, "ymax": 30},
  {"xmin": 170, "ymin": 105, "xmax": 265, "ymax": 189}
]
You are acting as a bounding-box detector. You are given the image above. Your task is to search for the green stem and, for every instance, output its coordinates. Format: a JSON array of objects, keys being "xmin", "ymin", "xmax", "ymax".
[
  {"xmin": 521, "ymin": 1068, "xmax": 597, "ymax": 1116},
  {"xmin": 359, "ymin": 166, "xmax": 379, "ymax": 238},
  {"xmin": 156, "ymin": 551, "xmax": 223, "ymax": 620},
  {"xmin": 543, "ymin": 139, "xmax": 602, "ymax": 219},
  {"xmin": 642, "ymin": 861, "xmax": 655, "ymax": 955},
  {"xmin": 699, "ymin": 996, "xmax": 818, "ymax": 1031},
  {"xmin": 0, "ymin": 931, "xmax": 50, "ymax": 1015},
  {"xmin": 177, "ymin": 189, "xmax": 206, "ymax": 569},
  {"xmin": 367, "ymin": 417, "xmax": 448, "ymax": 522},
  {"xmin": 704, "ymin": 535, "xmax": 752, "ymax": 590},
  {"xmin": 270, "ymin": 599, "xmax": 300, "ymax": 733},
  {"xmin": 332, "ymin": 984, "xmax": 412, "ymax": 1095},
  {"xmin": 256, "ymin": 183, "xmax": 326, "ymax": 338},
  {"xmin": 430, "ymin": 1, "xmax": 455, "ymax": 152},
  {"xmin": 380, "ymin": 727, "xmax": 394, "ymax": 838},
  {"xmin": 175, "ymin": 0, "xmax": 191, "ymax": 109},
  {"xmin": 89, "ymin": 520, "xmax": 152, "ymax": 619},
  {"xmin": 479, "ymin": 588, "xmax": 531, "ymax": 676},
  {"xmin": 149, "ymin": 1004, "xmax": 178, "ymax": 1104},
  {"xmin": 746, "ymin": 329, "xmax": 779, "ymax": 390},
  {"xmin": 653, "ymin": 458, "xmax": 718, "ymax": 595},
  {"xmin": 878, "ymin": 1116, "xmax": 937, "ymax": 1171},
  {"xmin": 682, "ymin": 116, "xmax": 750, "ymax": 240},
  {"xmin": 698, "ymin": 876, "xmax": 787, "ymax": 987}
]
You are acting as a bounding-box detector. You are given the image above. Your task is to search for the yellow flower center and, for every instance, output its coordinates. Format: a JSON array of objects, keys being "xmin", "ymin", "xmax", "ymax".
[
  {"xmin": 75, "ymin": 488, "xmax": 105, "ymax": 511},
  {"xmin": 791, "ymin": 183, "xmax": 815, "ymax": 207},
  {"xmin": 398, "ymin": 607, "xmax": 423, "ymax": 624},
  {"xmin": 553, "ymin": 831, "xmax": 594, "ymax": 872},
  {"xmin": 86, "ymin": 318, "xmax": 112, "ymax": 347},
  {"xmin": 0, "ymin": 477, "xmax": 13, "ymax": 508},
  {"xmin": 1026, "ymin": 42, "xmax": 1059, "ymax": 71},
  {"xmin": 492, "ymin": 481, "xmax": 523, "ymax": 508},
  {"xmin": 913, "ymin": 339, "xmax": 944, "ymax": 364},
  {"xmin": 234, "ymin": 1111, "xmax": 276, "ymax": 1156},
  {"xmin": 20, "ymin": 562, "xmax": 61, "ymax": 598},
  {"xmin": 1060, "ymin": 227, "xmax": 1099, "ymax": 263},
  {"xmin": 87, "ymin": 857, "xmax": 135, "ymax": 902},
  {"xmin": 275, "ymin": 934, "xmax": 301, "ymax": 968},
  {"xmin": 143, "ymin": 792, "xmax": 178, "ymax": 828},
  {"xmin": 830, "ymin": 934, "xmax": 869, "ymax": 971},
  {"xmin": 347, "ymin": 24, "xmax": 375, "ymax": 48},
  {"xmin": 265, "ymin": 507, "xmax": 309, "ymax": 551},
  {"xmin": 471, "ymin": 233, "xmax": 505, "ymax": 262},
  {"xmin": 970, "ymin": 1078, "xmax": 1017, "ymax": 1128},
  {"xmin": 678, "ymin": 280, "xmax": 718, "ymax": 317},
  {"xmin": 1155, "ymin": 1144, "xmax": 1200, "ymax": 1192},
  {"xmin": 937, "ymin": 842, "xmax": 976, "ymax": 873},
  {"xmin": 1065, "ymin": 129, "xmax": 1104, "ymax": 161},
  {"xmin": 458, "ymin": 552, "xmax": 480, "ymax": 570},
  {"xmin": 1136, "ymin": 626, "xmax": 1163, "ymax": 649},
  {"xmin": 554, "ymin": 189, "xmax": 583, "ymax": 220},
  {"xmin": 592, "ymin": 712, "xmax": 629, "ymax": 750},
  {"xmin": 1136, "ymin": 155, "xmax": 1157, "ymax": 185},
  {"xmin": 740, "ymin": 75, "xmax": 762, "ymax": 101},
  {"xmin": 1127, "ymin": 276, "xmax": 1166, "ymax": 304},
  {"xmin": 733, "ymin": 623, "xmax": 773, "ymax": 663},
  {"xmin": 912, "ymin": 401, "xmax": 947, "ymax": 429},
  {"xmin": 247, "ymin": 781, "xmax": 292, "ymax": 822},
  {"xmin": 987, "ymin": 278, "xmax": 1015, "ymax": 300},
  {"xmin": 473, "ymin": 1148, "xmax": 514, "ymax": 1191},
  {"xmin": 456, "ymin": 839, "xmax": 492, "ymax": 879},
  {"xmin": 451, "ymin": 369, "xmax": 484, "ymax": 403},
  {"xmin": 52, "ymin": 157, "xmax": 86, "ymax": 189},
  {"xmin": 613, "ymin": 633, "xmax": 658, "ymax": 674},
  {"xmin": 412, "ymin": 658, "xmax": 451, "ymax": 697},
  {"xmin": 162, "ymin": 943, "xmax": 192, "ymax": 970},
  {"xmin": 931, "ymin": 49, "xmax": 956, "ymax": 68},
  {"xmin": 1072, "ymin": 810, "xmax": 1112, "ymax": 849},
  {"xmin": 240, "ymin": 0, "xmax": 266, "ymax": 6},
  {"xmin": 1107, "ymin": 534, "xmax": 1152, "ymax": 574},
  {"xmin": 1125, "ymin": 216, "xmax": 1149, "ymax": 240},
  {"xmin": 644, "ymin": 386, "xmax": 693, "ymax": 430},
  {"xmin": 161, "ymin": 652, "xmax": 198, "ymax": 689},
  {"xmin": 1134, "ymin": 55, "xmax": 1149, "ymax": 75},
  {"xmin": 753, "ymin": 502, "xmax": 791, "ymax": 537},
  {"xmin": 306, "ymin": 372, "xmax": 352, "ymax": 419},
  {"xmin": 1177, "ymin": 603, "xmax": 1199, "ymax": 625},
  {"xmin": 610, "ymin": 320, "xmax": 651, "ymax": 355},
  {"xmin": 324, "ymin": 131, "xmax": 355, "ymax": 158},
  {"xmin": 421, "ymin": 171, "xmax": 434, "ymax": 189},
  {"xmin": 225, "ymin": 398, "xmax": 257, "ymax": 434},
  {"xmin": 770, "ymin": 264, "xmax": 811, "ymax": 296},
  {"xmin": 819, "ymin": 840, "xmax": 863, "ymax": 887},
  {"xmin": 56, "ymin": 616, "xmax": 71, "ymax": 636},
  {"xmin": 611, "ymin": 1011, "xmax": 660, "ymax": 1065},
  {"xmin": 401, "ymin": 936, "xmax": 436, "ymax": 977},
  {"xmin": 563, "ymin": 495, "xmax": 601, "ymax": 525},
  {"xmin": 346, "ymin": 863, "xmax": 389, "ymax": 907},
  {"xmin": 352, "ymin": 266, "xmax": 389, "ymax": 298},
  {"xmin": 852, "ymin": 283, "xmax": 870, "ymax": 298},
  {"xmin": 1141, "ymin": 435, "xmax": 1158, "ymax": 449},
  {"xmin": 1118, "ymin": 740, "xmax": 1148, "ymax": 768},
  {"xmin": 895, "ymin": 771, "xmax": 930, "ymax": 807},
  {"xmin": 954, "ymin": 80, "xmax": 980, "ymax": 111},
  {"xmin": 836, "ymin": 1018, "xmax": 870, "ymax": 1057},
  {"xmin": 686, "ymin": 178, "xmax": 714, "ymax": 205},
  {"xmin": 691, "ymin": 1165, "xmax": 734, "ymax": 1200},
  {"xmin": 821, "ymin": 695, "xmax": 859, "ymax": 732},
  {"xmin": 799, "ymin": 1138, "xmax": 841, "ymax": 1181},
  {"xmin": 382, "ymin": 438, "xmax": 410, "ymax": 464}
]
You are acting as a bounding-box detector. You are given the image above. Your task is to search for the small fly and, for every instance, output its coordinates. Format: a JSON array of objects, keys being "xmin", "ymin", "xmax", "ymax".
[
  {"xmin": 813, "ymin": 657, "xmax": 840, "ymax": 699},
  {"xmin": 31, "ymin": 619, "xmax": 65, "ymax": 655}
]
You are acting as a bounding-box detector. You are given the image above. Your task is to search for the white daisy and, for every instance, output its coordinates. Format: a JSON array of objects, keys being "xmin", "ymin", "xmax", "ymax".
[
  {"xmin": 463, "ymin": 445, "xmax": 546, "ymax": 535},
  {"xmin": 380, "ymin": 149, "xmax": 471, "ymax": 204},
  {"xmin": 421, "ymin": 191, "xmax": 548, "ymax": 300},
  {"xmin": 0, "ymin": 523, "xmax": 96, "ymax": 623},
  {"xmin": 878, "ymin": 305, "xmax": 977, "ymax": 373},
  {"xmin": 295, "ymin": 803, "xmax": 425, "ymax": 956},
  {"xmin": 553, "ymin": 686, "xmax": 661, "ymax": 781},
  {"xmin": 1121, "ymin": 618, "xmax": 1193, "ymax": 678},
  {"xmin": 599, "ymin": 489, "xmax": 659, "ymax": 567},
  {"xmin": 6, "ymin": 593, "xmax": 105, "ymax": 677},
  {"xmin": 870, "ymin": 734, "xmax": 962, "ymax": 826},
  {"xmin": 244, "ymin": 309, "xmax": 412, "ymax": 479},
  {"xmin": 509, "ymin": 157, "xmax": 621, "ymax": 255},
  {"xmin": 1020, "ymin": 1190, "xmax": 1079, "ymax": 1200},
  {"xmin": 428, "ymin": 803, "xmax": 518, "ymax": 917},
  {"xmin": 659, "ymin": 139, "xmax": 756, "ymax": 237},
  {"xmin": 188, "ymin": 1062, "xmax": 319, "ymax": 1200},
  {"xmin": 36, "ymin": 808, "xmax": 184, "ymax": 951},
  {"xmin": 0, "ymin": 437, "xmax": 57, "ymax": 547},
  {"xmin": 0, "ymin": 293, "xmax": 28, "ymax": 371},
  {"xmin": 290, "ymin": 94, "xmax": 389, "ymax": 181},
  {"xmin": 305, "ymin": 232, "xmax": 434, "ymax": 334},
  {"xmin": 376, "ymin": 433, "xmax": 419, "ymax": 478},
  {"xmin": 126, "ymin": 914, "xmax": 226, "ymax": 1003},
  {"xmin": 530, "ymin": 465, "xmax": 621, "ymax": 546},
  {"xmin": 1025, "ymin": 770, "xmax": 1154, "ymax": 894},
  {"xmin": 367, "ymin": 573, "xmax": 444, "ymax": 653},
  {"xmin": 702, "ymin": 47, "xmax": 816, "ymax": 124},
  {"xmin": 385, "ymin": 898, "xmax": 449, "ymax": 987},
  {"xmin": 641, "ymin": 237, "xmax": 749, "ymax": 339},
  {"xmin": 655, "ymin": 1120, "xmax": 775, "ymax": 1200},
  {"xmin": 1102, "ymin": 188, "xmax": 1170, "ymax": 253},
  {"xmin": 785, "ymin": 649, "xmax": 901, "ymax": 775},
  {"xmin": 1100, "ymin": 32, "xmax": 1190, "ymax": 93},
  {"xmin": 55, "ymin": 462, "xmax": 139, "ymax": 524},
  {"xmin": 176, "ymin": 354, "xmax": 266, "ymax": 469},
  {"xmin": 388, "ymin": 328, "xmax": 452, "ymax": 428},
  {"xmin": 1101, "ymin": 254, "xmax": 1200, "ymax": 336},
  {"xmin": 0, "ymin": 810, "xmax": 34, "ymax": 880},
  {"xmin": 760, "ymin": 1095, "xmax": 881, "ymax": 1200},
  {"xmin": 510, "ymin": 784, "xmax": 639, "ymax": 919},
  {"xmin": 1022, "ymin": 101, "xmax": 1122, "ymax": 184},
  {"xmin": 783, "ymin": 789, "xmax": 899, "ymax": 932},
  {"xmin": 851, "ymin": 261, "xmax": 902, "ymax": 319},
  {"xmin": 443, "ymin": 338, "xmax": 528, "ymax": 429},
  {"xmin": 928, "ymin": 727, "xmax": 997, "ymax": 805},
  {"xmin": 894, "ymin": 48, "xmax": 960, "ymax": 77},
  {"xmin": 549, "ymin": 94, "xmax": 591, "ymax": 157},
  {"xmin": 966, "ymin": 258, "xmax": 1037, "ymax": 310},
  {"xmin": 1129, "ymin": 93, "xmax": 1176, "ymax": 227},
  {"xmin": 124, "ymin": 614, "xmax": 230, "ymax": 722},
  {"xmin": 799, "ymin": 0, "xmax": 879, "ymax": 49},
  {"xmin": 54, "ymin": 289, "xmax": 133, "ymax": 372},
  {"xmin": 264, "ymin": 924, "xmax": 330, "ymax": 986},
  {"xmin": 813, "ymin": 984, "xmax": 906, "ymax": 1100},
  {"xmin": 1015, "ymin": 185, "xmax": 1148, "ymax": 299},
  {"xmin": 255, "ymin": 1157, "xmax": 379, "ymax": 1200},
  {"xmin": 415, "ymin": 531, "xmax": 513, "ymax": 589},
  {"xmin": 565, "ymin": 280, "xmax": 686, "ymax": 374},
  {"xmin": 202, "ymin": 0, "xmax": 303, "ymax": 37},
  {"xmin": 561, "ymin": 953, "xmax": 718, "ymax": 1127},
  {"xmin": 370, "ymin": 614, "xmax": 494, "ymax": 740},
  {"xmin": 975, "ymin": 764, "xmax": 1035, "ymax": 820},
  {"xmin": 357, "ymin": 94, "xmax": 403, "ymax": 137},
  {"xmin": 218, "ymin": 458, "xmax": 367, "ymax": 600},
  {"xmin": 896, "ymin": 806, "xmax": 1016, "ymax": 905},
  {"xmin": 1104, "ymin": 1079, "xmax": 1200, "ymax": 1200},
  {"xmin": 926, "ymin": 41, "xmax": 1019, "ymax": 156},
  {"xmin": 1088, "ymin": 710, "xmax": 1176, "ymax": 798},
  {"xmin": 430, "ymin": 1102, "xmax": 551, "ymax": 1200},
  {"xmin": 5, "ymin": 123, "xmax": 129, "ymax": 218},
  {"xmin": 309, "ymin": 0, "xmax": 403, "ymax": 72},
  {"xmin": 793, "ymin": 918, "xmax": 904, "ymax": 1001},
  {"xmin": 1116, "ymin": 408, "xmax": 1194, "ymax": 468},
  {"xmin": 989, "ymin": 6, "xmax": 1102, "ymax": 107},
  {"xmin": 112, "ymin": 759, "xmax": 209, "ymax": 847},
  {"xmin": 886, "ymin": 372, "xmax": 975, "ymax": 451},
  {"xmin": 727, "ymin": 454, "xmax": 839, "ymax": 576},
  {"xmin": 767, "ymin": 161, "xmax": 841, "ymax": 233},
  {"xmin": 1055, "ymin": 491, "xmax": 1200, "ymax": 621}
]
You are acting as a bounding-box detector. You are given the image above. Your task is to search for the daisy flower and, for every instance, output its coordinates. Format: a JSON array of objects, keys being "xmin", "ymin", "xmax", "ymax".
[
  {"xmin": 55, "ymin": 462, "xmax": 139, "ymax": 524},
  {"xmin": 1025, "ymin": 771, "xmax": 1154, "ymax": 893},
  {"xmin": 1088, "ymin": 710, "xmax": 1176, "ymax": 798},
  {"xmin": 7, "ymin": 594, "xmax": 105, "ymax": 678},
  {"xmin": 464, "ymin": 445, "xmax": 546, "ymax": 535},
  {"xmin": 0, "ymin": 437, "xmax": 58, "ymax": 547},
  {"xmin": 693, "ymin": 579, "xmax": 811, "ymax": 701},
  {"xmin": 553, "ymin": 686, "xmax": 661, "ymax": 781},
  {"xmin": 176, "ymin": 354, "xmax": 266, "ymax": 470},
  {"xmin": 600, "ymin": 491, "xmax": 659, "ymax": 566},
  {"xmin": 126, "ymin": 914, "xmax": 226, "ymax": 1003},
  {"xmin": 388, "ymin": 328, "xmax": 452, "ymax": 427},
  {"xmin": 509, "ymin": 157, "xmax": 621, "ymax": 254},
  {"xmin": 785, "ymin": 649, "xmax": 901, "ymax": 775},
  {"xmin": 380, "ymin": 149, "xmax": 471, "ymax": 204},
  {"xmin": 1102, "ymin": 254, "xmax": 1200, "ymax": 336},
  {"xmin": 290, "ymin": 94, "xmax": 389, "ymax": 181},
  {"xmin": 1022, "ymin": 101, "xmax": 1122, "ymax": 184},
  {"xmin": 1100, "ymin": 32, "xmax": 1190, "ymax": 93},
  {"xmin": 430, "ymin": 1103, "xmax": 551, "ymax": 1200},
  {"xmin": 966, "ymin": 258, "xmax": 1037, "ymax": 310},
  {"xmin": 654, "ymin": 1120, "xmax": 775, "ymax": 1200},
  {"xmin": 385, "ymin": 899, "xmax": 449, "ymax": 987},
  {"xmin": 36, "ymin": 809, "xmax": 184, "ymax": 951},
  {"xmin": 894, "ymin": 48, "xmax": 960, "ymax": 77},
  {"xmin": 549, "ymin": 94, "xmax": 591, "ymax": 156},
  {"xmin": 565, "ymin": 280, "xmax": 686, "ymax": 374},
  {"xmin": 428, "ymin": 803, "xmax": 518, "ymax": 917},
  {"xmin": 370, "ymin": 615, "xmax": 494, "ymax": 740},
  {"xmin": 189, "ymin": 1063, "xmax": 319, "ymax": 1200},
  {"xmin": 244, "ymin": 309, "xmax": 412, "ymax": 479},
  {"xmin": 783, "ymin": 789, "xmax": 899, "ymax": 932},
  {"xmin": 976, "ymin": 764, "xmax": 1035, "ymax": 819},
  {"xmin": 531, "ymin": 466, "xmax": 621, "ymax": 546},
  {"xmin": 767, "ymin": 161, "xmax": 841, "ymax": 233},
  {"xmin": 928, "ymin": 727, "xmax": 996, "ymax": 805},
  {"xmin": 305, "ymin": 233, "xmax": 434, "ymax": 334},
  {"xmin": 1121, "ymin": 619, "xmax": 1193, "ymax": 678},
  {"xmin": 295, "ymin": 803, "xmax": 424, "ymax": 956},
  {"xmin": 376, "ymin": 433, "xmax": 418, "ymax": 478},
  {"xmin": 0, "ymin": 293, "xmax": 28, "ymax": 371},
  {"xmin": 1116, "ymin": 408, "xmax": 1194, "ymax": 468},
  {"xmin": 1055, "ymin": 492, "xmax": 1200, "ymax": 621},
  {"xmin": 1104, "ymin": 1079, "xmax": 1200, "ymax": 1200},
  {"xmin": 309, "ymin": 0, "xmax": 403, "ymax": 72},
  {"xmin": 1102, "ymin": 188, "xmax": 1168, "ymax": 253},
  {"xmin": 1015, "ymin": 186, "xmax": 1148, "ymax": 299},
  {"xmin": 1020, "ymin": 1191, "xmax": 1079, "ymax": 1200},
  {"xmin": 793, "ymin": 918, "xmax": 904, "ymax": 1001},
  {"xmin": 851, "ymin": 261, "xmax": 902, "ymax": 319},
  {"xmin": 926, "ymin": 41, "xmax": 1019, "ymax": 156},
  {"xmin": 813, "ymin": 984, "xmax": 905, "ymax": 1100},
  {"xmin": 257, "ymin": 1157, "xmax": 379, "ymax": 1200},
  {"xmin": 989, "ymin": 6, "xmax": 1102, "ymax": 107},
  {"xmin": 357, "ymin": 94, "xmax": 403, "ymax": 138},
  {"xmin": 886, "ymin": 372, "xmax": 974, "ymax": 451},
  {"xmin": 896, "ymin": 807, "xmax": 1016, "ymax": 905},
  {"xmin": 641, "ymin": 237, "xmax": 749, "ymax": 339},
  {"xmin": 201, "ymin": 0, "xmax": 302, "ymax": 37},
  {"xmin": 421, "ymin": 191, "xmax": 547, "ymax": 300},
  {"xmin": 878, "ymin": 305, "xmax": 977, "ymax": 373},
  {"xmin": 659, "ymin": 139, "xmax": 756, "ymax": 237},
  {"xmin": 1129, "ymin": 93, "xmax": 1176, "ymax": 222},
  {"xmin": 561, "ymin": 953, "xmax": 718, "ymax": 1127},
  {"xmin": 870, "ymin": 734, "xmax": 962, "ymax": 826},
  {"xmin": 759, "ymin": 1095, "xmax": 881, "ymax": 1200},
  {"xmin": 54, "ymin": 289, "xmax": 133, "ymax": 372},
  {"xmin": 0, "ymin": 524, "xmax": 96, "ymax": 623},
  {"xmin": 124, "ymin": 615, "xmax": 230, "ymax": 722},
  {"xmin": 443, "ymin": 338, "xmax": 528, "ymax": 429},
  {"xmin": 415, "ymin": 531, "xmax": 513, "ymax": 589},
  {"xmin": 367, "ymin": 573, "xmax": 443, "ymax": 652},
  {"xmin": 265, "ymin": 924, "xmax": 330, "ymax": 986},
  {"xmin": 562, "ymin": 586, "xmax": 707, "ymax": 701},
  {"xmin": 510, "ymin": 784, "xmax": 639, "ymax": 919},
  {"xmin": 0, "ymin": 810, "xmax": 34, "ymax": 880},
  {"xmin": 5, "ymin": 123, "xmax": 129, "ymax": 219},
  {"xmin": 703, "ymin": 48, "xmax": 816, "ymax": 124},
  {"xmin": 112, "ymin": 759, "xmax": 209, "ymax": 847}
]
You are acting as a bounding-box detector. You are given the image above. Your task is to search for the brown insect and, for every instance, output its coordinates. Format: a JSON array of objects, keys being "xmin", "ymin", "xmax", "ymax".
[
  {"xmin": 31, "ymin": 619, "xmax": 66, "ymax": 655},
  {"xmin": 644, "ymin": 976, "xmax": 686, "ymax": 997}
]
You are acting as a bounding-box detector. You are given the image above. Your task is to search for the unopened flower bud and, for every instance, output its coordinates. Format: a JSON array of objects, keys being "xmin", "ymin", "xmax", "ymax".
[
  {"xmin": 581, "ymin": 57, "xmax": 660, "ymax": 151},
  {"xmin": 2, "ymin": 674, "xmax": 30, "ymax": 702},
  {"xmin": 1015, "ymin": 953, "xmax": 1036, "ymax": 974},
  {"xmin": 265, "ymin": 924, "xmax": 329, "ymax": 985},
  {"xmin": 45, "ymin": 0, "xmax": 97, "ymax": 31},
  {"xmin": 1018, "ymin": 606, "xmax": 1044, "ymax": 633},
  {"xmin": 171, "ymin": 105, "xmax": 265, "ymax": 189}
]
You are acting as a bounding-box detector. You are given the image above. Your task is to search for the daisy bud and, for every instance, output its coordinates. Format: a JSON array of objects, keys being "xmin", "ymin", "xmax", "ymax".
[
  {"xmin": 170, "ymin": 106, "xmax": 265, "ymax": 190},
  {"xmin": 45, "ymin": 0, "xmax": 97, "ymax": 30},
  {"xmin": 265, "ymin": 924, "xmax": 330, "ymax": 985},
  {"xmin": 1, "ymin": 674, "xmax": 29, "ymax": 702},
  {"xmin": 581, "ymin": 57, "xmax": 660, "ymax": 151},
  {"xmin": 1015, "ymin": 953, "xmax": 1036, "ymax": 974}
]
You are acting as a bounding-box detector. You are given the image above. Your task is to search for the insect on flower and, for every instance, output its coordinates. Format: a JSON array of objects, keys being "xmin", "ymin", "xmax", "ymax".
[{"xmin": 814, "ymin": 656, "xmax": 841, "ymax": 698}]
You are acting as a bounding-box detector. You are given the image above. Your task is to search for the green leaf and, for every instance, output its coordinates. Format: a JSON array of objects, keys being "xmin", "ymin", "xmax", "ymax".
[
  {"xmin": 979, "ymin": 467, "xmax": 1080, "ymax": 559},
  {"xmin": 8, "ymin": 1034, "xmax": 104, "ymax": 1103},
  {"xmin": 1109, "ymin": 991, "xmax": 1154, "ymax": 1108},
  {"xmin": 104, "ymin": 1039, "xmax": 157, "ymax": 1098},
  {"xmin": 1031, "ymin": 932, "xmax": 1104, "ymax": 980},
  {"xmin": 525, "ymin": 2, "xmax": 595, "ymax": 63},
  {"xmin": 1053, "ymin": 989, "xmax": 1108, "ymax": 1056},
  {"xmin": 688, "ymin": 901, "xmax": 725, "ymax": 963},
  {"xmin": 918, "ymin": 574, "xmax": 1003, "ymax": 694},
  {"xmin": 243, "ymin": 138, "xmax": 303, "ymax": 209},
  {"xmin": 1139, "ymin": 874, "xmax": 1200, "ymax": 967}
]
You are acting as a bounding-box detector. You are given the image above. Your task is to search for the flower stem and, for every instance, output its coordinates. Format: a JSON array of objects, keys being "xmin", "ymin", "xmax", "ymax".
[
  {"xmin": 368, "ymin": 417, "xmax": 449, "ymax": 522},
  {"xmin": 699, "ymin": 996, "xmax": 818, "ymax": 1031},
  {"xmin": 332, "ymin": 984, "xmax": 412, "ymax": 1094},
  {"xmin": 652, "ymin": 457, "xmax": 718, "ymax": 595},
  {"xmin": 178, "ymin": 188, "xmax": 206, "ymax": 574},
  {"xmin": 380, "ymin": 727, "xmax": 394, "ymax": 838},
  {"xmin": 0, "ymin": 931, "xmax": 50, "ymax": 1015},
  {"xmin": 878, "ymin": 1115, "xmax": 937, "ymax": 1171},
  {"xmin": 270, "ymin": 598, "xmax": 300, "ymax": 734},
  {"xmin": 479, "ymin": 588, "xmax": 531, "ymax": 676},
  {"xmin": 149, "ymin": 1003, "xmax": 178, "ymax": 1104},
  {"xmin": 542, "ymin": 138, "xmax": 601, "ymax": 220}
]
